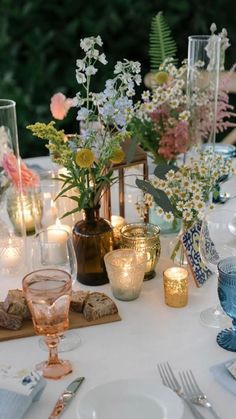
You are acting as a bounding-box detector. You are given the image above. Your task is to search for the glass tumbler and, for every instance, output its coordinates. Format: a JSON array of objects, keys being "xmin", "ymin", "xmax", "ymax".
[
  {"xmin": 104, "ymin": 249, "xmax": 146, "ymax": 301},
  {"xmin": 120, "ymin": 222, "xmax": 161, "ymax": 280}
]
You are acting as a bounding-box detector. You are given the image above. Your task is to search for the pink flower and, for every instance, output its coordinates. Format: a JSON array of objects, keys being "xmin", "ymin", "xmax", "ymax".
[
  {"xmin": 2, "ymin": 153, "xmax": 40, "ymax": 190},
  {"xmin": 158, "ymin": 121, "xmax": 189, "ymax": 161},
  {"xmin": 50, "ymin": 93, "xmax": 77, "ymax": 120}
]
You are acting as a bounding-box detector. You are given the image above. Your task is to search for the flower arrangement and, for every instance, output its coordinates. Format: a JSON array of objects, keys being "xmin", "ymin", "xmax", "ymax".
[
  {"xmin": 131, "ymin": 58, "xmax": 190, "ymax": 163},
  {"xmin": 130, "ymin": 20, "xmax": 236, "ymax": 165},
  {"xmin": 28, "ymin": 36, "xmax": 141, "ymax": 215},
  {"xmin": 137, "ymin": 149, "xmax": 234, "ymax": 230}
]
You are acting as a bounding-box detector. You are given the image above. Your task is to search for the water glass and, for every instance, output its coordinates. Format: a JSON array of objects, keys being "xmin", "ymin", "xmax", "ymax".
[{"xmin": 217, "ymin": 257, "xmax": 236, "ymax": 352}]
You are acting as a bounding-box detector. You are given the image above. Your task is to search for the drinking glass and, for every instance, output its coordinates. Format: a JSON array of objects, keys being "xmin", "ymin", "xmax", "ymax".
[
  {"xmin": 22, "ymin": 268, "xmax": 72, "ymax": 379},
  {"xmin": 199, "ymin": 208, "xmax": 236, "ymax": 328},
  {"xmin": 32, "ymin": 228, "xmax": 81, "ymax": 352},
  {"xmin": 217, "ymin": 257, "xmax": 236, "ymax": 351}
]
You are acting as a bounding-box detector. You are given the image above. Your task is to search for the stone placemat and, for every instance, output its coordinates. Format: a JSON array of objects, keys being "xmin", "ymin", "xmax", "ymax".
[{"xmin": 0, "ymin": 310, "xmax": 121, "ymax": 342}]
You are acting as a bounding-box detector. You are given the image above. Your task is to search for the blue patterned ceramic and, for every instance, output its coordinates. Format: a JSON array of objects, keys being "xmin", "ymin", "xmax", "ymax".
[{"xmin": 217, "ymin": 257, "xmax": 236, "ymax": 351}]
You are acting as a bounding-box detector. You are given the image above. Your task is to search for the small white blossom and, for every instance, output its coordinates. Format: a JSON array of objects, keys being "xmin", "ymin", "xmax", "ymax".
[
  {"xmin": 80, "ymin": 37, "xmax": 94, "ymax": 51},
  {"xmin": 99, "ymin": 53, "xmax": 108, "ymax": 65},
  {"xmin": 85, "ymin": 65, "xmax": 98, "ymax": 76},
  {"xmin": 163, "ymin": 212, "xmax": 174, "ymax": 222},
  {"xmin": 76, "ymin": 59, "xmax": 85, "ymax": 71},
  {"xmin": 76, "ymin": 71, "xmax": 86, "ymax": 84}
]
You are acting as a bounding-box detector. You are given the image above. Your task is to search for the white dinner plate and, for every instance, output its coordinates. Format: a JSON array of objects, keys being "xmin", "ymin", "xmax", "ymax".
[{"xmin": 76, "ymin": 378, "xmax": 184, "ymax": 419}]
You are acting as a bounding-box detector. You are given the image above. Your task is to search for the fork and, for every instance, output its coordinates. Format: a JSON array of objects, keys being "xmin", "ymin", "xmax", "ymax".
[
  {"xmin": 157, "ymin": 362, "xmax": 206, "ymax": 419},
  {"xmin": 179, "ymin": 370, "xmax": 221, "ymax": 419}
]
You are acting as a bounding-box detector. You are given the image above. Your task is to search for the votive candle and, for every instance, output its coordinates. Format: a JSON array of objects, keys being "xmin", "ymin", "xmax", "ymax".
[
  {"xmin": 104, "ymin": 249, "xmax": 146, "ymax": 301},
  {"xmin": 163, "ymin": 267, "xmax": 188, "ymax": 308}
]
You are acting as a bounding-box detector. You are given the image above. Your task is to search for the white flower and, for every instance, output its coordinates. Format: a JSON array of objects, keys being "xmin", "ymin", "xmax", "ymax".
[
  {"xmin": 99, "ymin": 53, "xmax": 108, "ymax": 65},
  {"xmin": 76, "ymin": 59, "xmax": 85, "ymax": 71},
  {"xmin": 183, "ymin": 210, "xmax": 193, "ymax": 222},
  {"xmin": 76, "ymin": 71, "xmax": 86, "ymax": 84},
  {"xmin": 85, "ymin": 65, "xmax": 98, "ymax": 76},
  {"xmin": 95, "ymin": 35, "xmax": 103, "ymax": 46},
  {"xmin": 155, "ymin": 206, "xmax": 164, "ymax": 216},
  {"xmin": 114, "ymin": 61, "xmax": 123, "ymax": 74},
  {"xmin": 80, "ymin": 37, "xmax": 94, "ymax": 51},
  {"xmin": 141, "ymin": 91, "xmax": 150, "ymax": 102},
  {"xmin": 163, "ymin": 212, "xmax": 174, "ymax": 222},
  {"xmin": 179, "ymin": 110, "xmax": 190, "ymax": 121}
]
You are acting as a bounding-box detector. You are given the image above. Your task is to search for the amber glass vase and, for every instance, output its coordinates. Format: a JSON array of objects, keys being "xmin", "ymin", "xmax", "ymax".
[{"xmin": 73, "ymin": 207, "xmax": 114, "ymax": 286}]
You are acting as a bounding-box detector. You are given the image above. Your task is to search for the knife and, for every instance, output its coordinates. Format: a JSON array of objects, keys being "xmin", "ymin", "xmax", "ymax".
[{"xmin": 48, "ymin": 376, "xmax": 85, "ymax": 418}]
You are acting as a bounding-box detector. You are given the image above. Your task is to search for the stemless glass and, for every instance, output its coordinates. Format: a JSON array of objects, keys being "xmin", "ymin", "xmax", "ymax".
[
  {"xmin": 199, "ymin": 208, "xmax": 236, "ymax": 328},
  {"xmin": 217, "ymin": 257, "xmax": 236, "ymax": 351},
  {"xmin": 22, "ymin": 268, "xmax": 72, "ymax": 379},
  {"xmin": 31, "ymin": 228, "xmax": 81, "ymax": 352}
]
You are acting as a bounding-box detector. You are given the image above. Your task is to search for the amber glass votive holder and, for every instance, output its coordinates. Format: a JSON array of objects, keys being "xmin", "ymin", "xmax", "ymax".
[
  {"xmin": 120, "ymin": 222, "xmax": 161, "ymax": 280},
  {"xmin": 163, "ymin": 267, "xmax": 188, "ymax": 308}
]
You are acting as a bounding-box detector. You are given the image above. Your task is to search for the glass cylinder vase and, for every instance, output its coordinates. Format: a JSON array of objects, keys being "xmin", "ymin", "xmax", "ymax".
[
  {"xmin": 0, "ymin": 99, "xmax": 26, "ymax": 276},
  {"xmin": 72, "ymin": 207, "xmax": 114, "ymax": 286},
  {"xmin": 187, "ymin": 35, "xmax": 221, "ymax": 147}
]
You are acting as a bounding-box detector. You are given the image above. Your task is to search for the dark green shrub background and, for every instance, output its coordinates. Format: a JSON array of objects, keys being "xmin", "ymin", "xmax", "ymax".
[{"xmin": 1, "ymin": 0, "xmax": 236, "ymax": 157}]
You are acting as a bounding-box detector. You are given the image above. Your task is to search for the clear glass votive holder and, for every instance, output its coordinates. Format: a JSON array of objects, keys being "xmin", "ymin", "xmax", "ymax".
[
  {"xmin": 163, "ymin": 267, "xmax": 188, "ymax": 308},
  {"xmin": 104, "ymin": 249, "xmax": 146, "ymax": 301},
  {"xmin": 120, "ymin": 222, "xmax": 161, "ymax": 280},
  {"xmin": 0, "ymin": 235, "xmax": 25, "ymax": 276}
]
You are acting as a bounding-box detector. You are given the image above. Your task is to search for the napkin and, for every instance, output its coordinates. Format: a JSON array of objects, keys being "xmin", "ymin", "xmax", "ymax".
[
  {"xmin": 0, "ymin": 365, "xmax": 46, "ymax": 419},
  {"xmin": 210, "ymin": 358, "xmax": 236, "ymax": 395}
]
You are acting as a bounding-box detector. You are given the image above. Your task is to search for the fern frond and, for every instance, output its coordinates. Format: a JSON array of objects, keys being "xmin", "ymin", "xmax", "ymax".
[{"xmin": 149, "ymin": 11, "xmax": 177, "ymax": 72}]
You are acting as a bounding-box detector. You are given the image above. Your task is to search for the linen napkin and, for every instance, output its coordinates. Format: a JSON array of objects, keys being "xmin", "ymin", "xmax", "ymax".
[
  {"xmin": 0, "ymin": 365, "xmax": 46, "ymax": 419},
  {"xmin": 210, "ymin": 358, "xmax": 236, "ymax": 395}
]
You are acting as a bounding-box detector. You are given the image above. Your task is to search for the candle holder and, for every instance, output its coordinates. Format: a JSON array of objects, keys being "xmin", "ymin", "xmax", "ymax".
[
  {"xmin": 7, "ymin": 186, "xmax": 42, "ymax": 235},
  {"xmin": 163, "ymin": 267, "xmax": 188, "ymax": 308},
  {"xmin": 104, "ymin": 249, "xmax": 146, "ymax": 301},
  {"xmin": 120, "ymin": 222, "xmax": 161, "ymax": 280},
  {"xmin": 0, "ymin": 235, "xmax": 25, "ymax": 276}
]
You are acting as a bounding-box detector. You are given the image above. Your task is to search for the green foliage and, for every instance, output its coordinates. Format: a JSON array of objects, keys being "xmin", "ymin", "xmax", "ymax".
[
  {"xmin": 149, "ymin": 11, "xmax": 177, "ymax": 71},
  {"xmin": 136, "ymin": 178, "xmax": 176, "ymax": 214}
]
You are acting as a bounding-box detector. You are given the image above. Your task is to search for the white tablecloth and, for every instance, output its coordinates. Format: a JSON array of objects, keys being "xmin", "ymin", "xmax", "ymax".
[{"xmin": 1, "ymin": 157, "xmax": 236, "ymax": 419}]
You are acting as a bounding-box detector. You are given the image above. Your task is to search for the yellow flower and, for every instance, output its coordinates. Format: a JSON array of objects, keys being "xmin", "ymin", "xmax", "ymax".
[
  {"xmin": 75, "ymin": 148, "xmax": 95, "ymax": 168},
  {"xmin": 110, "ymin": 147, "xmax": 125, "ymax": 164},
  {"xmin": 154, "ymin": 71, "xmax": 169, "ymax": 85}
]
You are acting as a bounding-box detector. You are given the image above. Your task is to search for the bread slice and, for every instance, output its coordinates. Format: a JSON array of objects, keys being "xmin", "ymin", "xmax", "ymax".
[
  {"xmin": 70, "ymin": 290, "xmax": 89, "ymax": 313},
  {"xmin": 0, "ymin": 307, "xmax": 23, "ymax": 330},
  {"xmin": 83, "ymin": 292, "xmax": 118, "ymax": 322},
  {"xmin": 3, "ymin": 289, "xmax": 31, "ymax": 320}
]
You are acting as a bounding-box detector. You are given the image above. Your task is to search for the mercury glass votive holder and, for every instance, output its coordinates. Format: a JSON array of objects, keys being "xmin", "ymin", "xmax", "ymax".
[
  {"xmin": 120, "ymin": 222, "xmax": 161, "ymax": 280},
  {"xmin": 104, "ymin": 249, "xmax": 146, "ymax": 301},
  {"xmin": 163, "ymin": 267, "xmax": 188, "ymax": 308}
]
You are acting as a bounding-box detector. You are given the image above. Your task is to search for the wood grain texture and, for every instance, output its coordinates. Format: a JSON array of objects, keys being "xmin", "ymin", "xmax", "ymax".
[{"xmin": 0, "ymin": 310, "xmax": 121, "ymax": 342}]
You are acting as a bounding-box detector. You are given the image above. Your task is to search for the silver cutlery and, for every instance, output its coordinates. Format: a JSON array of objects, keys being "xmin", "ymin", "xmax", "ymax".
[
  {"xmin": 48, "ymin": 376, "xmax": 85, "ymax": 418},
  {"xmin": 179, "ymin": 370, "xmax": 221, "ymax": 419},
  {"xmin": 157, "ymin": 362, "xmax": 206, "ymax": 419}
]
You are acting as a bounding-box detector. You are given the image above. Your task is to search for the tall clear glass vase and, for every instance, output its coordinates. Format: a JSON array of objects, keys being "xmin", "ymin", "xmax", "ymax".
[
  {"xmin": 187, "ymin": 34, "xmax": 221, "ymax": 148},
  {"xmin": 0, "ymin": 100, "xmax": 26, "ymax": 277}
]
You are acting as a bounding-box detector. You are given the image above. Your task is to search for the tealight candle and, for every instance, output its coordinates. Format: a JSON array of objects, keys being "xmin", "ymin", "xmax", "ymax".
[
  {"xmin": 48, "ymin": 218, "xmax": 72, "ymax": 235},
  {"xmin": 163, "ymin": 267, "xmax": 188, "ymax": 308},
  {"xmin": 104, "ymin": 249, "xmax": 146, "ymax": 301},
  {"xmin": 0, "ymin": 237, "xmax": 23, "ymax": 273},
  {"xmin": 44, "ymin": 225, "xmax": 69, "ymax": 265}
]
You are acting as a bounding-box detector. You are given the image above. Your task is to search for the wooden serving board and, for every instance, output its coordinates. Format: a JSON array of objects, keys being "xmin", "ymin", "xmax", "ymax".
[{"xmin": 0, "ymin": 310, "xmax": 121, "ymax": 342}]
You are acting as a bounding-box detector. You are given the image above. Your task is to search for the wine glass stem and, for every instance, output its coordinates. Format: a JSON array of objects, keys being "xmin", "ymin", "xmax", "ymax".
[{"xmin": 44, "ymin": 335, "xmax": 60, "ymax": 365}]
